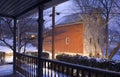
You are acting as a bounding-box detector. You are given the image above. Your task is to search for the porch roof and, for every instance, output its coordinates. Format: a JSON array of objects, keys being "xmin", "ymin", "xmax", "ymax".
[{"xmin": 0, "ymin": 0, "xmax": 67, "ymax": 18}]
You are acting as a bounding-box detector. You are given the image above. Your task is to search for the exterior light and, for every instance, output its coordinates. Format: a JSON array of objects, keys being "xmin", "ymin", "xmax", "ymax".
[
  {"xmin": 49, "ymin": 12, "xmax": 60, "ymax": 17},
  {"xmin": 31, "ymin": 34, "xmax": 35, "ymax": 38},
  {"xmin": 56, "ymin": 12, "xmax": 60, "ymax": 15}
]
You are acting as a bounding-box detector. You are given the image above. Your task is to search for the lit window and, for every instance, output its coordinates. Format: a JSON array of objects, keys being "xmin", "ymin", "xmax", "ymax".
[{"xmin": 66, "ymin": 37, "xmax": 70, "ymax": 45}]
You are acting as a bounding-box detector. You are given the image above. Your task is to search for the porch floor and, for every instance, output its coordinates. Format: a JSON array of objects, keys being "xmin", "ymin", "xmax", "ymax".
[
  {"xmin": 0, "ymin": 64, "xmax": 22, "ymax": 77},
  {"xmin": 0, "ymin": 64, "xmax": 66, "ymax": 77}
]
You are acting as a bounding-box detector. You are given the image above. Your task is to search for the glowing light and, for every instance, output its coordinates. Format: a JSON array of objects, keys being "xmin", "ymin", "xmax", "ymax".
[{"xmin": 31, "ymin": 34, "xmax": 35, "ymax": 38}]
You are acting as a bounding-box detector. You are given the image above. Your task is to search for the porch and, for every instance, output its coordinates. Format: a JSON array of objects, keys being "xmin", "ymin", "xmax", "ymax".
[{"xmin": 0, "ymin": 0, "xmax": 120, "ymax": 77}]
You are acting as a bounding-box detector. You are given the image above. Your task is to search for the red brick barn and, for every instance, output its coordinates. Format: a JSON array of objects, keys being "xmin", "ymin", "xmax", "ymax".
[{"xmin": 43, "ymin": 13, "xmax": 105, "ymax": 57}]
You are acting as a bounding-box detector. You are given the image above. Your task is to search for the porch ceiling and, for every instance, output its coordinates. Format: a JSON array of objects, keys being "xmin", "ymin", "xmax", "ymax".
[{"xmin": 0, "ymin": 0, "xmax": 67, "ymax": 18}]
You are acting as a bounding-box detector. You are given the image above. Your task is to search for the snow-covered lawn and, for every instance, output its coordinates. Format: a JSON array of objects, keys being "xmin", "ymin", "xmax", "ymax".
[
  {"xmin": 0, "ymin": 45, "xmax": 37, "ymax": 63},
  {"xmin": 0, "ymin": 46, "xmax": 12, "ymax": 52},
  {"xmin": 5, "ymin": 56, "xmax": 13, "ymax": 63}
]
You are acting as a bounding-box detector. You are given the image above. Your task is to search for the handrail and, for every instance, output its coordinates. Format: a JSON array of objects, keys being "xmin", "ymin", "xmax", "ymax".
[{"xmin": 16, "ymin": 52, "xmax": 38, "ymax": 59}]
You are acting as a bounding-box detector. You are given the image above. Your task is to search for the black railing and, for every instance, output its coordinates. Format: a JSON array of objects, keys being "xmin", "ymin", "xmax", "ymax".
[
  {"xmin": 16, "ymin": 53, "xmax": 120, "ymax": 77},
  {"xmin": 16, "ymin": 52, "xmax": 38, "ymax": 77},
  {"xmin": 42, "ymin": 58, "xmax": 120, "ymax": 77}
]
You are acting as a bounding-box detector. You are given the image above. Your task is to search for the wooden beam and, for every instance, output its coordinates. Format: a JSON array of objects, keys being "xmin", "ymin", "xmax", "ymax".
[
  {"xmin": 15, "ymin": 0, "xmax": 51, "ymax": 18},
  {"xmin": 16, "ymin": 0, "xmax": 68, "ymax": 18},
  {"xmin": 0, "ymin": 13, "xmax": 14, "ymax": 18},
  {"xmin": 44, "ymin": 0, "xmax": 68, "ymax": 8}
]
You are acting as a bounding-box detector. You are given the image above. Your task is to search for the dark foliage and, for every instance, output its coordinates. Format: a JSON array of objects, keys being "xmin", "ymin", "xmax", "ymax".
[
  {"xmin": 25, "ymin": 52, "xmax": 49, "ymax": 58},
  {"xmin": 56, "ymin": 54, "xmax": 120, "ymax": 72}
]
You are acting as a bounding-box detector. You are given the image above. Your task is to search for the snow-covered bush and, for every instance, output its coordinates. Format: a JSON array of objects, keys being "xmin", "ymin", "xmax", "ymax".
[
  {"xmin": 56, "ymin": 54, "xmax": 120, "ymax": 72},
  {"xmin": 25, "ymin": 52, "xmax": 49, "ymax": 58}
]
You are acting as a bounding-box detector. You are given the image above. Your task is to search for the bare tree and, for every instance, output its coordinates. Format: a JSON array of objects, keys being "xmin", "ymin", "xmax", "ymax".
[
  {"xmin": 0, "ymin": 16, "xmax": 38, "ymax": 53},
  {"xmin": 72, "ymin": 0, "xmax": 120, "ymax": 58},
  {"xmin": 108, "ymin": 15, "xmax": 120, "ymax": 59},
  {"xmin": 17, "ymin": 16, "xmax": 38, "ymax": 53},
  {"xmin": 0, "ymin": 17, "xmax": 14, "ymax": 51}
]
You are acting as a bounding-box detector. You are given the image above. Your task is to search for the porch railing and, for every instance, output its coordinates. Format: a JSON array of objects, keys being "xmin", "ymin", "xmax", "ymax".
[
  {"xmin": 16, "ymin": 53, "xmax": 120, "ymax": 77},
  {"xmin": 42, "ymin": 58, "xmax": 120, "ymax": 77},
  {"xmin": 16, "ymin": 52, "xmax": 38, "ymax": 77}
]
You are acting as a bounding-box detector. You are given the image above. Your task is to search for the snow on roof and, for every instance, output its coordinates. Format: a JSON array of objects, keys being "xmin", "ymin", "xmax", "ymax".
[{"xmin": 56, "ymin": 14, "xmax": 82, "ymax": 26}]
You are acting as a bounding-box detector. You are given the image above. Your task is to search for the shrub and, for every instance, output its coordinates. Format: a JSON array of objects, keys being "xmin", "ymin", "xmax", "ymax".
[
  {"xmin": 25, "ymin": 52, "xmax": 49, "ymax": 58},
  {"xmin": 42, "ymin": 52, "xmax": 49, "ymax": 58},
  {"xmin": 56, "ymin": 54, "xmax": 120, "ymax": 72}
]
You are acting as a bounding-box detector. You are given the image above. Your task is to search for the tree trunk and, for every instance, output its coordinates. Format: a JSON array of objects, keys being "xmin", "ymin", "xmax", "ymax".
[
  {"xmin": 105, "ymin": 15, "xmax": 109, "ymax": 58},
  {"xmin": 105, "ymin": 25, "xmax": 109, "ymax": 58},
  {"xmin": 108, "ymin": 43, "xmax": 120, "ymax": 59}
]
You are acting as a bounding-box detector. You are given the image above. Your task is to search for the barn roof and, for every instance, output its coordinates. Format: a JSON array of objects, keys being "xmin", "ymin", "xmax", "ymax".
[
  {"xmin": 0, "ymin": 0, "xmax": 67, "ymax": 18},
  {"xmin": 56, "ymin": 14, "xmax": 82, "ymax": 26}
]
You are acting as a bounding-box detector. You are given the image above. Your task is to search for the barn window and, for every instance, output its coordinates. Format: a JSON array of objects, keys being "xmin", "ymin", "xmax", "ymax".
[
  {"xmin": 48, "ymin": 40, "xmax": 51, "ymax": 44},
  {"xmin": 66, "ymin": 37, "xmax": 70, "ymax": 45},
  {"xmin": 98, "ymin": 39, "xmax": 99, "ymax": 44},
  {"xmin": 90, "ymin": 38, "xmax": 92, "ymax": 44}
]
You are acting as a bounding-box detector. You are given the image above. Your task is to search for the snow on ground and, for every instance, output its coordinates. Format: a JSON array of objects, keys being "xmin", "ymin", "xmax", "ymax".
[
  {"xmin": 0, "ymin": 64, "xmax": 13, "ymax": 76},
  {"xmin": 0, "ymin": 45, "xmax": 37, "ymax": 63},
  {"xmin": 0, "ymin": 46, "xmax": 12, "ymax": 53},
  {"xmin": 20, "ymin": 44, "xmax": 37, "ymax": 52},
  {"xmin": 0, "ymin": 46, "xmax": 13, "ymax": 63},
  {"xmin": 112, "ymin": 55, "xmax": 120, "ymax": 60},
  {"xmin": 5, "ymin": 56, "xmax": 13, "ymax": 63}
]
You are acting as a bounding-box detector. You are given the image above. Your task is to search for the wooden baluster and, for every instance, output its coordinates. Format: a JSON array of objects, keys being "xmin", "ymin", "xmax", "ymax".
[
  {"xmin": 50, "ymin": 62, "xmax": 53, "ymax": 77},
  {"xmin": 88, "ymin": 72, "xmax": 91, "ymax": 77},
  {"xmin": 82, "ymin": 71, "xmax": 85, "ymax": 77}
]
